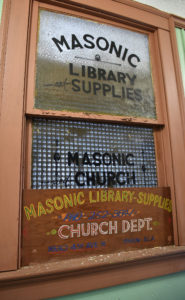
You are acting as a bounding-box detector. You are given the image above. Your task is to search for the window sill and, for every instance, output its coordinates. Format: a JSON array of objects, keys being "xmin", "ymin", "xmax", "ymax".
[{"xmin": 1, "ymin": 245, "xmax": 185, "ymax": 287}]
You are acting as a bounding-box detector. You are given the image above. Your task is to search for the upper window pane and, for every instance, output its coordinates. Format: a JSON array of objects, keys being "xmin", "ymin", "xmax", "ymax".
[{"xmin": 35, "ymin": 9, "xmax": 156, "ymax": 119}]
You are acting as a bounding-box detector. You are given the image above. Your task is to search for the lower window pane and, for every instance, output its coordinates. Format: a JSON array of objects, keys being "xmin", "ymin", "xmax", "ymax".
[{"xmin": 31, "ymin": 118, "xmax": 157, "ymax": 189}]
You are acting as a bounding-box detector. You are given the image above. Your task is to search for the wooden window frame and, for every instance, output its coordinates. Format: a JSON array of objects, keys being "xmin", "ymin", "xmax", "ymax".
[{"xmin": 1, "ymin": 0, "xmax": 185, "ymax": 298}]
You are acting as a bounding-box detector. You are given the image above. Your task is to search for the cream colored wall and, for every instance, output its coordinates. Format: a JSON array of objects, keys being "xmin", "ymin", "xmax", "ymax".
[
  {"xmin": 132, "ymin": 0, "xmax": 185, "ymax": 18},
  {"xmin": 0, "ymin": 0, "xmax": 3, "ymax": 22}
]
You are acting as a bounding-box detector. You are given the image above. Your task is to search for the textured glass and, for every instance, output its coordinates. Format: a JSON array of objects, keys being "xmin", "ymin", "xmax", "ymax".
[
  {"xmin": 31, "ymin": 118, "xmax": 157, "ymax": 189},
  {"xmin": 35, "ymin": 10, "xmax": 156, "ymax": 119}
]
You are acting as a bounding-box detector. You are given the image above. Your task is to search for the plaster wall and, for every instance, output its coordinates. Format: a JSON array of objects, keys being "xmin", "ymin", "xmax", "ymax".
[
  {"xmin": 51, "ymin": 271, "xmax": 185, "ymax": 300},
  {"xmin": 0, "ymin": 0, "xmax": 3, "ymax": 22}
]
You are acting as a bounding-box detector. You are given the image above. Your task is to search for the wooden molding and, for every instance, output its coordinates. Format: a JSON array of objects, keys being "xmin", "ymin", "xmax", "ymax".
[
  {"xmin": 0, "ymin": 0, "xmax": 32, "ymax": 271},
  {"xmin": 37, "ymin": 0, "xmax": 169, "ymax": 30},
  {"xmin": 1, "ymin": 246, "xmax": 185, "ymax": 299},
  {"xmin": 113, "ymin": 0, "xmax": 169, "ymax": 18}
]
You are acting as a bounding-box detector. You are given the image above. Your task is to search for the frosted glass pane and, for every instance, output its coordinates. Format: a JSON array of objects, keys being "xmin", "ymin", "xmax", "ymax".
[{"xmin": 35, "ymin": 9, "xmax": 156, "ymax": 119}]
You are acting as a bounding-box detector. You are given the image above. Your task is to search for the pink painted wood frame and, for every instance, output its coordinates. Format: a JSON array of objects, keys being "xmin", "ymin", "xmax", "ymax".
[{"xmin": 0, "ymin": 1, "xmax": 185, "ymax": 297}]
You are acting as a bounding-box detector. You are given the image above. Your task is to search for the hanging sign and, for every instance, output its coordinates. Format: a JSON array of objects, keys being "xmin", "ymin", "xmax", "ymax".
[
  {"xmin": 35, "ymin": 10, "xmax": 156, "ymax": 119},
  {"xmin": 22, "ymin": 187, "xmax": 173, "ymax": 266}
]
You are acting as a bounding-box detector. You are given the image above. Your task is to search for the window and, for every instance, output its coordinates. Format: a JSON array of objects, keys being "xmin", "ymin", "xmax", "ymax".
[
  {"xmin": 22, "ymin": 1, "xmax": 175, "ymax": 266},
  {"xmin": 1, "ymin": 1, "xmax": 185, "ymax": 298}
]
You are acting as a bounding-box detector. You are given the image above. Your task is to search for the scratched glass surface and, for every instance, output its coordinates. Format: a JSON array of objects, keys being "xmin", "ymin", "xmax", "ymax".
[
  {"xmin": 34, "ymin": 10, "xmax": 156, "ymax": 119},
  {"xmin": 31, "ymin": 118, "xmax": 157, "ymax": 189}
]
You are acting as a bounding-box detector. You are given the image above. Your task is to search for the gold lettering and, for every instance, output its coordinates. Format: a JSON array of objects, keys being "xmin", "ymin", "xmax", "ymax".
[
  {"xmin": 38, "ymin": 201, "xmax": 47, "ymax": 217},
  {"xmin": 24, "ymin": 204, "xmax": 37, "ymax": 221}
]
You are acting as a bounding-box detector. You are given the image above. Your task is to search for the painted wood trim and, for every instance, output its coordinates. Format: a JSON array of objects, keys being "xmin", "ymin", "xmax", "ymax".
[
  {"xmin": 113, "ymin": 0, "xmax": 169, "ymax": 18},
  {"xmin": 172, "ymin": 15, "xmax": 185, "ymax": 30},
  {"xmin": 0, "ymin": 0, "xmax": 11, "ymax": 116},
  {"xmin": 167, "ymin": 17, "xmax": 185, "ymax": 245},
  {"xmin": 169, "ymin": 17, "xmax": 185, "ymax": 117},
  {"xmin": 0, "ymin": 0, "xmax": 31, "ymax": 271},
  {"xmin": 0, "ymin": 246, "xmax": 185, "ymax": 299},
  {"xmin": 24, "ymin": 120, "xmax": 32, "ymax": 189},
  {"xmin": 38, "ymin": 0, "xmax": 169, "ymax": 30},
  {"xmin": 157, "ymin": 28, "xmax": 185, "ymax": 245},
  {"xmin": 148, "ymin": 32, "xmax": 163, "ymax": 123},
  {"xmin": 26, "ymin": 111, "xmax": 163, "ymax": 126},
  {"xmin": 152, "ymin": 29, "xmax": 178, "ymax": 244}
]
